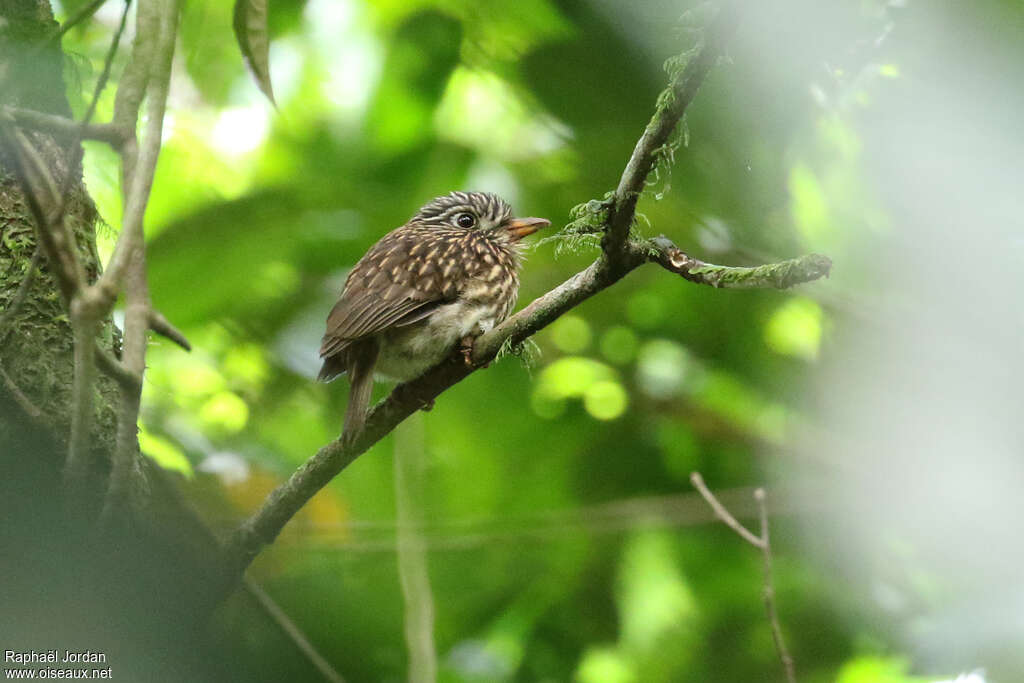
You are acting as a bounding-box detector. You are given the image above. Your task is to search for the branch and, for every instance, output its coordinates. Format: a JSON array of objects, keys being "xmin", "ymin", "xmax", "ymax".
[
  {"xmin": 0, "ymin": 246, "xmax": 43, "ymax": 344},
  {"xmin": 101, "ymin": 244, "xmax": 147, "ymax": 523},
  {"xmin": 149, "ymin": 309, "xmax": 192, "ymax": 351},
  {"xmin": 639, "ymin": 236, "xmax": 832, "ymax": 289},
  {"xmin": 53, "ymin": 0, "xmax": 109, "ymax": 39},
  {"xmin": 2, "ymin": 0, "xmax": 183, "ymax": 506},
  {"xmin": 690, "ymin": 473, "xmax": 796, "ymax": 683},
  {"xmin": 689, "ymin": 472, "xmax": 764, "ymax": 548},
  {"xmin": 95, "ymin": 347, "xmax": 142, "ymax": 391},
  {"xmin": 0, "ymin": 364, "xmax": 42, "ymax": 420},
  {"xmin": 81, "ymin": 1, "xmax": 132, "ymax": 130},
  {"xmin": 224, "ymin": 255, "xmax": 640, "ymax": 576},
  {"xmin": 602, "ymin": 3, "xmax": 740, "ymax": 263},
  {"xmin": 224, "ymin": 240, "xmax": 827, "ymax": 582},
  {"xmin": 49, "ymin": 0, "xmax": 134, "ymax": 233},
  {"xmin": 0, "ymin": 0, "xmax": 133, "ymax": 315},
  {"xmin": 756, "ymin": 488, "xmax": 796, "ymax": 683},
  {"xmin": 0, "ymin": 0, "xmax": 118, "ymax": 96},
  {"xmin": 0, "ymin": 107, "xmax": 129, "ymax": 148},
  {"xmin": 0, "ymin": 119, "xmax": 86, "ymax": 302},
  {"xmin": 61, "ymin": 0, "xmax": 134, "ymax": 493},
  {"xmin": 222, "ymin": 3, "xmax": 828, "ymax": 588},
  {"xmin": 242, "ymin": 578, "xmax": 348, "ymax": 683},
  {"xmin": 101, "ymin": 0, "xmax": 182, "ymax": 524},
  {"xmin": 0, "ymin": 118, "xmax": 97, "ymax": 487}
]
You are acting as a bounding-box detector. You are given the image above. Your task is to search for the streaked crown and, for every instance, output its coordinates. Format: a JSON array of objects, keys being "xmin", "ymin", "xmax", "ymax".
[{"xmin": 410, "ymin": 191, "xmax": 512, "ymax": 232}]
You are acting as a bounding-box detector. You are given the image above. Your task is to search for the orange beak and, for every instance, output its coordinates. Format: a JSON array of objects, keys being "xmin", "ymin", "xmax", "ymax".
[{"xmin": 504, "ymin": 216, "xmax": 551, "ymax": 240}]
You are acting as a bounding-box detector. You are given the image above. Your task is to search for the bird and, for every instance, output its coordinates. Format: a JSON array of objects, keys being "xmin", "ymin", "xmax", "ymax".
[{"xmin": 318, "ymin": 191, "xmax": 550, "ymax": 442}]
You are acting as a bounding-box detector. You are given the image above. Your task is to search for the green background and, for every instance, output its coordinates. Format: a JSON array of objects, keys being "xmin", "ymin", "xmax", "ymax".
[{"xmin": 52, "ymin": 0, "xmax": 1024, "ymax": 680}]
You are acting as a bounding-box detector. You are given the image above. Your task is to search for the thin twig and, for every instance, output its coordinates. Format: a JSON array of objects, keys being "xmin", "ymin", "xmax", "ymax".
[
  {"xmin": 254, "ymin": 486, "xmax": 806, "ymax": 554},
  {"xmin": 0, "ymin": 246, "xmax": 43, "ymax": 344},
  {"xmin": 94, "ymin": 346, "xmax": 141, "ymax": 390},
  {"xmin": 691, "ymin": 472, "xmax": 796, "ymax": 683},
  {"xmin": 393, "ymin": 415, "xmax": 438, "ymax": 683},
  {"xmin": 149, "ymin": 309, "xmax": 192, "ymax": 351},
  {"xmin": 0, "ymin": 0, "xmax": 113, "ymax": 97},
  {"xmin": 0, "ymin": 364, "xmax": 42, "ymax": 419},
  {"xmin": 53, "ymin": 0, "xmax": 110, "ymax": 39},
  {"xmin": 82, "ymin": 0, "xmax": 132, "ymax": 129},
  {"xmin": 755, "ymin": 488, "xmax": 796, "ymax": 683},
  {"xmin": 50, "ymin": 0, "xmax": 134, "ymax": 269},
  {"xmin": 95, "ymin": 0, "xmax": 162, "ymax": 304},
  {"xmin": 101, "ymin": 0, "xmax": 180, "ymax": 524},
  {"xmin": 689, "ymin": 472, "xmax": 764, "ymax": 548},
  {"xmin": 108, "ymin": 0, "xmax": 158, "ymax": 179},
  {"xmin": 242, "ymin": 578, "xmax": 348, "ymax": 683}
]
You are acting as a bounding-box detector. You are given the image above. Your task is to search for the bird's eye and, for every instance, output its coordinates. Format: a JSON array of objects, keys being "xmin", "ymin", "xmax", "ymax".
[{"xmin": 455, "ymin": 213, "xmax": 476, "ymax": 229}]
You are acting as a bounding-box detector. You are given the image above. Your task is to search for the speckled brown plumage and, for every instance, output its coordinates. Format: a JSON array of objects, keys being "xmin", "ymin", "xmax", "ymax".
[{"xmin": 318, "ymin": 191, "xmax": 549, "ymax": 441}]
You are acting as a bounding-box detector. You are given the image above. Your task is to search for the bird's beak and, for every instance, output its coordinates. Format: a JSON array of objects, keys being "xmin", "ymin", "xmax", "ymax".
[{"xmin": 504, "ymin": 216, "xmax": 550, "ymax": 240}]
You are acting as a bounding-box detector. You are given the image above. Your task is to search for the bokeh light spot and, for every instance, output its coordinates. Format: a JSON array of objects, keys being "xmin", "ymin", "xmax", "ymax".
[
  {"xmin": 764, "ymin": 297, "xmax": 823, "ymax": 361},
  {"xmin": 199, "ymin": 391, "xmax": 250, "ymax": 433},
  {"xmin": 636, "ymin": 339, "xmax": 690, "ymax": 399},
  {"xmin": 583, "ymin": 380, "xmax": 628, "ymax": 421},
  {"xmin": 600, "ymin": 326, "xmax": 638, "ymax": 365},
  {"xmin": 576, "ymin": 647, "xmax": 636, "ymax": 683},
  {"xmin": 789, "ymin": 162, "xmax": 830, "ymax": 242},
  {"xmin": 550, "ymin": 314, "xmax": 592, "ymax": 353},
  {"xmin": 138, "ymin": 425, "xmax": 193, "ymax": 477},
  {"xmin": 626, "ymin": 292, "xmax": 667, "ymax": 329}
]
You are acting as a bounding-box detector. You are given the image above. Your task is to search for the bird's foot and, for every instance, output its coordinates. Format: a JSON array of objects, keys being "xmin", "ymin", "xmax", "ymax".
[
  {"xmin": 459, "ymin": 336, "xmax": 490, "ymax": 369},
  {"xmin": 459, "ymin": 336, "xmax": 475, "ymax": 366}
]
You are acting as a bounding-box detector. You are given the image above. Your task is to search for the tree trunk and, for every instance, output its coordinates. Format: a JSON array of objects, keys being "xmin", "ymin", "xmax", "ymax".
[
  {"xmin": 1, "ymin": 3, "xmax": 236, "ymax": 676},
  {"xmin": 0, "ymin": 0, "xmax": 119, "ymax": 489}
]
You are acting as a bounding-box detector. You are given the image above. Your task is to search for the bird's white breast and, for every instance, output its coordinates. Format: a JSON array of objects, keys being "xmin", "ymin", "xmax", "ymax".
[{"xmin": 373, "ymin": 299, "xmax": 501, "ymax": 382}]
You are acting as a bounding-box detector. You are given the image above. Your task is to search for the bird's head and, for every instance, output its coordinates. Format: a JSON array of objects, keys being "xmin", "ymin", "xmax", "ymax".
[{"xmin": 411, "ymin": 191, "xmax": 550, "ymax": 244}]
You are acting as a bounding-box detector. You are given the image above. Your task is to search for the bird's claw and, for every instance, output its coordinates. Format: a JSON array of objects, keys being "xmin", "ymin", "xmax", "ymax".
[
  {"xmin": 458, "ymin": 335, "xmax": 491, "ymax": 368},
  {"xmin": 459, "ymin": 336, "xmax": 476, "ymax": 367}
]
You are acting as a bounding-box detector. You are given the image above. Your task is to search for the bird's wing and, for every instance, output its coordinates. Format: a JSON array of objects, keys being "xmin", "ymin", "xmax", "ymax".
[{"xmin": 319, "ymin": 227, "xmax": 463, "ymax": 359}]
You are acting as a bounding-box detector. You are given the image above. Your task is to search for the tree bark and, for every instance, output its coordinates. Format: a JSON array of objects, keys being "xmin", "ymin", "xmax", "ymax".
[
  {"xmin": 0, "ymin": 3, "xmax": 233, "ymax": 673},
  {"xmin": 0, "ymin": 0, "xmax": 119, "ymax": 490}
]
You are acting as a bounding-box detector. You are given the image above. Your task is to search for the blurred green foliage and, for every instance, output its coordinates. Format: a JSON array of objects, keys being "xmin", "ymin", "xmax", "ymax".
[{"xmin": 52, "ymin": 0, "xmax": 1010, "ymax": 680}]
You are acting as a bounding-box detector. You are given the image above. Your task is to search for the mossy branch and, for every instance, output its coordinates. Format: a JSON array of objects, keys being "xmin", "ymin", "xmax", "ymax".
[
  {"xmin": 222, "ymin": 2, "xmax": 830, "ymax": 595},
  {"xmin": 601, "ymin": 2, "xmax": 740, "ymax": 264},
  {"xmin": 640, "ymin": 236, "xmax": 832, "ymax": 289},
  {"xmin": 1, "ymin": 0, "xmax": 186, "ymax": 509}
]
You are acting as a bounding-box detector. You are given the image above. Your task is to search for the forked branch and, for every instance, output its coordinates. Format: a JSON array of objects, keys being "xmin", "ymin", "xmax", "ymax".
[
  {"xmin": 223, "ymin": 3, "xmax": 829, "ymax": 590},
  {"xmin": 691, "ymin": 472, "xmax": 796, "ymax": 683},
  {"xmin": 0, "ymin": 0, "xmax": 186, "ymax": 506}
]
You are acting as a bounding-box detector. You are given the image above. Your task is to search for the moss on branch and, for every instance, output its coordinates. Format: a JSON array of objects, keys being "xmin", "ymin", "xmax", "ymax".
[{"xmin": 641, "ymin": 236, "xmax": 831, "ymax": 289}]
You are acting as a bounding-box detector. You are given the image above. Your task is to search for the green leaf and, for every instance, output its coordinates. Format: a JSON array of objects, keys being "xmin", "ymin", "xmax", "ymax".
[{"xmin": 233, "ymin": 0, "xmax": 276, "ymax": 105}]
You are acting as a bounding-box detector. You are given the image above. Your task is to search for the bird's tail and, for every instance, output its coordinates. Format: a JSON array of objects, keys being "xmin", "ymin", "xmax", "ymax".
[{"xmin": 342, "ymin": 340, "xmax": 379, "ymax": 445}]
